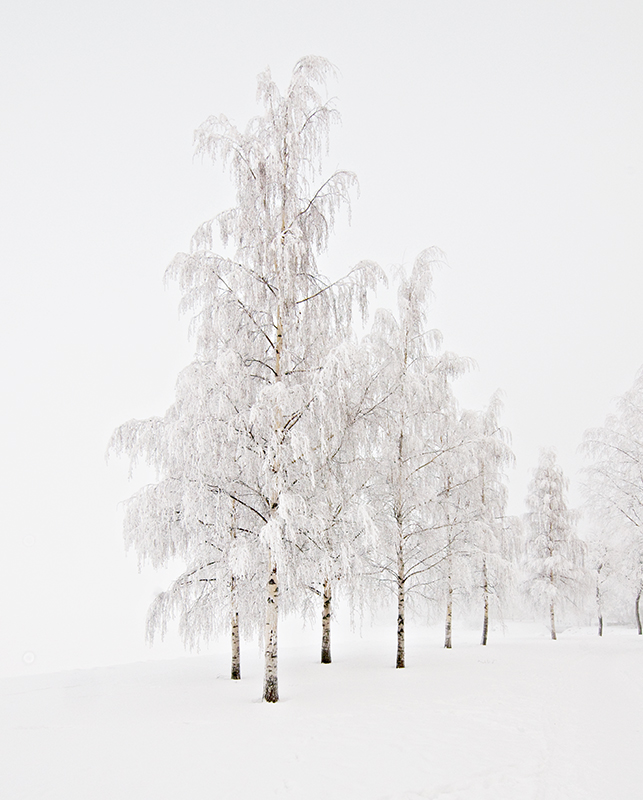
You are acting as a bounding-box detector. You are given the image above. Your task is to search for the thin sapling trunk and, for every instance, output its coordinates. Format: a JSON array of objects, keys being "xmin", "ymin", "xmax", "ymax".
[
  {"xmin": 481, "ymin": 559, "xmax": 489, "ymax": 646},
  {"xmin": 321, "ymin": 579, "xmax": 332, "ymax": 664},
  {"xmin": 230, "ymin": 501, "xmax": 241, "ymax": 679},
  {"xmin": 596, "ymin": 565, "xmax": 603, "ymax": 638},
  {"xmin": 230, "ymin": 576, "xmax": 241, "ymax": 680},
  {"xmin": 549, "ymin": 569, "xmax": 557, "ymax": 640},
  {"xmin": 444, "ymin": 545, "xmax": 453, "ymax": 649},
  {"xmin": 444, "ymin": 581, "xmax": 453, "ymax": 649}
]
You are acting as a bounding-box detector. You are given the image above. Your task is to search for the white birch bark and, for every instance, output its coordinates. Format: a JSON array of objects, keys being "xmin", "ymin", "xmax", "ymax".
[
  {"xmin": 443, "ymin": 479, "xmax": 454, "ymax": 650},
  {"xmin": 549, "ymin": 579, "xmax": 557, "ymax": 641},
  {"xmin": 321, "ymin": 579, "xmax": 332, "ymax": 664},
  {"xmin": 595, "ymin": 563, "xmax": 603, "ymax": 637},
  {"xmin": 444, "ymin": 578, "xmax": 453, "ymax": 649},
  {"xmin": 395, "ymin": 423, "xmax": 406, "ymax": 669},
  {"xmin": 481, "ymin": 558, "xmax": 489, "ymax": 646},
  {"xmin": 230, "ymin": 576, "xmax": 241, "ymax": 680},
  {"xmin": 230, "ymin": 500, "xmax": 241, "ymax": 679},
  {"xmin": 263, "ymin": 563, "xmax": 279, "ymax": 702},
  {"xmin": 396, "ymin": 543, "xmax": 405, "ymax": 668}
]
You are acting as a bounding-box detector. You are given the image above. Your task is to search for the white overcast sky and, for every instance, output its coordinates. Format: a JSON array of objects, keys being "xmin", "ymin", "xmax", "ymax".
[{"xmin": 1, "ymin": 0, "xmax": 642, "ymax": 676}]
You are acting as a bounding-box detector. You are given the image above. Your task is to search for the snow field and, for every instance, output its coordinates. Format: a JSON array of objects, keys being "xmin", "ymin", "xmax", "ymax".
[{"xmin": 1, "ymin": 621, "xmax": 641, "ymax": 800}]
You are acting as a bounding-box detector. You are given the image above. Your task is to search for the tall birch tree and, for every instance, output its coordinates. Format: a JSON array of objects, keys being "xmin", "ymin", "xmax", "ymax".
[{"xmin": 111, "ymin": 57, "xmax": 379, "ymax": 702}]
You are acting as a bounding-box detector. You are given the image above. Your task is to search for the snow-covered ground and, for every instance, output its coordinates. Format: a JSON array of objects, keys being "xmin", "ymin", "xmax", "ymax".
[{"xmin": 2, "ymin": 620, "xmax": 641, "ymax": 799}]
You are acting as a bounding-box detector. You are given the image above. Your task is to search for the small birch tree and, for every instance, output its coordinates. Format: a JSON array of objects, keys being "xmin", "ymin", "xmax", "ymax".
[
  {"xmin": 466, "ymin": 395, "xmax": 515, "ymax": 646},
  {"xmin": 524, "ymin": 449, "xmax": 585, "ymax": 639},
  {"xmin": 433, "ymin": 406, "xmax": 479, "ymax": 650},
  {"xmin": 109, "ymin": 358, "xmax": 266, "ymax": 680}
]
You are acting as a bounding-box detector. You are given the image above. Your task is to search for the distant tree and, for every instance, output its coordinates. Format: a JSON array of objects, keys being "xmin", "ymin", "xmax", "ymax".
[
  {"xmin": 462, "ymin": 395, "xmax": 515, "ymax": 646},
  {"xmin": 433, "ymin": 406, "xmax": 477, "ymax": 651},
  {"xmin": 584, "ymin": 527, "xmax": 615, "ymax": 636},
  {"xmin": 582, "ymin": 368, "xmax": 643, "ymax": 633},
  {"xmin": 418, "ymin": 396, "xmax": 513, "ymax": 650},
  {"xmin": 524, "ymin": 449, "xmax": 585, "ymax": 639},
  {"xmin": 111, "ymin": 57, "xmax": 380, "ymax": 702}
]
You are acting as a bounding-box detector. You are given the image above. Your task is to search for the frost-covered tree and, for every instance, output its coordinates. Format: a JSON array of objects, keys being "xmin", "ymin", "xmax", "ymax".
[
  {"xmin": 292, "ymin": 341, "xmax": 379, "ymax": 664},
  {"xmin": 433, "ymin": 397, "xmax": 515, "ymax": 649},
  {"xmin": 582, "ymin": 368, "xmax": 643, "ymax": 633},
  {"xmin": 394, "ymin": 392, "xmax": 514, "ymax": 652},
  {"xmin": 466, "ymin": 395, "xmax": 515, "ymax": 646},
  {"xmin": 524, "ymin": 449, "xmax": 585, "ymax": 639},
  {"xmin": 433, "ymin": 406, "xmax": 480, "ymax": 650},
  {"xmin": 109, "ymin": 358, "xmax": 265, "ymax": 680},
  {"xmin": 111, "ymin": 57, "xmax": 380, "ymax": 702},
  {"xmin": 583, "ymin": 526, "xmax": 617, "ymax": 636},
  {"xmin": 358, "ymin": 253, "xmax": 473, "ymax": 667}
]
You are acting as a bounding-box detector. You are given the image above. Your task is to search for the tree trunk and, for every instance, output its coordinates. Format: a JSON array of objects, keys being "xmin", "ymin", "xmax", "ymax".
[
  {"xmin": 481, "ymin": 559, "xmax": 489, "ymax": 646},
  {"xmin": 444, "ymin": 506, "xmax": 453, "ymax": 649},
  {"xmin": 395, "ymin": 428, "xmax": 406, "ymax": 670},
  {"xmin": 396, "ymin": 548, "xmax": 405, "ymax": 668},
  {"xmin": 596, "ymin": 570, "xmax": 603, "ymax": 638},
  {"xmin": 636, "ymin": 591, "xmax": 642, "ymax": 635},
  {"xmin": 263, "ymin": 564, "xmax": 279, "ymax": 702},
  {"xmin": 230, "ymin": 503, "xmax": 241, "ymax": 679},
  {"xmin": 231, "ymin": 576, "xmax": 241, "ymax": 680},
  {"xmin": 321, "ymin": 579, "xmax": 332, "ymax": 664},
  {"xmin": 549, "ymin": 569, "xmax": 557, "ymax": 640},
  {"xmin": 444, "ymin": 582, "xmax": 453, "ymax": 649}
]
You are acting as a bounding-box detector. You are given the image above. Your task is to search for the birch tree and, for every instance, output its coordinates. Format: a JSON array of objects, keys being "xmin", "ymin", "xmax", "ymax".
[
  {"xmin": 360, "ymin": 253, "xmax": 473, "ymax": 667},
  {"xmin": 584, "ymin": 527, "xmax": 617, "ymax": 636},
  {"xmin": 413, "ymin": 394, "xmax": 513, "ymax": 650},
  {"xmin": 582, "ymin": 368, "xmax": 643, "ymax": 632},
  {"xmin": 524, "ymin": 449, "xmax": 585, "ymax": 639},
  {"xmin": 291, "ymin": 341, "xmax": 378, "ymax": 664},
  {"xmin": 111, "ymin": 57, "xmax": 380, "ymax": 702},
  {"xmin": 109, "ymin": 358, "xmax": 265, "ymax": 680},
  {"xmin": 434, "ymin": 406, "xmax": 478, "ymax": 650},
  {"xmin": 466, "ymin": 395, "xmax": 515, "ymax": 646}
]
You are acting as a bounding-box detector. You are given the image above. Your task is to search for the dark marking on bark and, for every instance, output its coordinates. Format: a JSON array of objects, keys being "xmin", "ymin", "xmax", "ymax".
[{"xmin": 263, "ymin": 675, "xmax": 279, "ymax": 703}]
